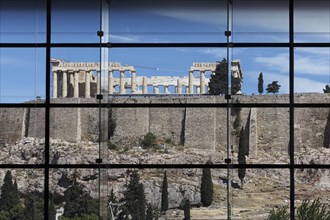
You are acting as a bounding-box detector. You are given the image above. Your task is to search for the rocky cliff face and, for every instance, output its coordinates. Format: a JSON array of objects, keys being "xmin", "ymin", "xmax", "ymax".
[{"xmin": 1, "ymin": 137, "xmax": 329, "ymax": 219}]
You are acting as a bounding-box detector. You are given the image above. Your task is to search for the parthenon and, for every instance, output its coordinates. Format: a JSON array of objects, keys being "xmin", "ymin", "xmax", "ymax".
[{"xmin": 51, "ymin": 59, "xmax": 243, "ymax": 98}]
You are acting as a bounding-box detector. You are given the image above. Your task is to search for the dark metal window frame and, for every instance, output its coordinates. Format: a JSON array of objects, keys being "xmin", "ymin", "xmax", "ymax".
[{"xmin": 0, "ymin": 0, "xmax": 329, "ymax": 219}]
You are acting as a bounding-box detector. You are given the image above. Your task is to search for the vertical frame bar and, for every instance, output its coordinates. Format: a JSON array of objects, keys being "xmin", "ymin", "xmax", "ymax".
[
  {"xmin": 44, "ymin": 0, "xmax": 51, "ymax": 218},
  {"xmin": 289, "ymin": 0, "xmax": 295, "ymax": 219}
]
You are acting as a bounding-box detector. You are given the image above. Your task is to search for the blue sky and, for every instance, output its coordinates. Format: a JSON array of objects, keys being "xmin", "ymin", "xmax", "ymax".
[{"xmin": 0, "ymin": 0, "xmax": 329, "ymax": 102}]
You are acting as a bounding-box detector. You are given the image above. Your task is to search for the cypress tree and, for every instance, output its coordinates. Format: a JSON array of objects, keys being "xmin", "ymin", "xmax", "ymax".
[
  {"xmin": 119, "ymin": 170, "xmax": 146, "ymax": 220},
  {"xmin": 238, "ymin": 127, "xmax": 246, "ymax": 189},
  {"xmin": 0, "ymin": 170, "xmax": 19, "ymax": 211},
  {"xmin": 161, "ymin": 171, "xmax": 169, "ymax": 212},
  {"xmin": 258, "ymin": 72, "xmax": 264, "ymax": 94},
  {"xmin": 200, "ymin": 160, "xmax": 213, "ymax": 207},
  {"xmin": 146, "ymin": 203, "xmax": 153, "ymax": 220},
  {"xmin": 208, "ymin": 58, "xmax": 228, "ymax": 95},
  {"xmin": 183, "ymin": 198, "xmax": 191, "ymax": 220}
]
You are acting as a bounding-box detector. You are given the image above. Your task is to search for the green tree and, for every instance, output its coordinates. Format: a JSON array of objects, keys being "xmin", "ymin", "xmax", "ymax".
[
  {"xmin": 0, "ymin": 171, "xmax": 19, "ymax": 211},
  {"xmin": 141, "ymin": 132, "xmax": 158, "ymax": 149},
  {"xmin": 200, "ymin": 160, "xmax": 213, "ymax": 207},
  {"xmin": 63, "ymin": 180, "xmax": 98, "ymax": 218},
  {"xmin": 118, "ymin": 170, "xmax": 146, "ymax": 220},
  {"xmin": 258, "ymin": 72, "xmax": 264, "ymax": 94},
  {"xmin": 161, "ymin": 171, "xmax": 169, "ymax": 212},
  {"xmin": 231, "ymin": 76, "xmax": 242, "ymax": 95},
  {"xmin": 183, "ymin": 198, "xmax": 191, "ymax": 220},
  {"xmin": 323, "ymin": 84, "xmax": 330, "ymax": 93},
  {"xmin": 266, "ymin": 81, "xmax": 281, "ymax": 94},
  {"xmin": 208, "ymin": 58, "xmax": 228, "ymax": 95},
  {"xmin": 146, "ymin": 203, "xmax": 159, "ymax": 220},
  {"xmin": 238, "ymin": 127, "xmax": 246, "ymax": 189}
]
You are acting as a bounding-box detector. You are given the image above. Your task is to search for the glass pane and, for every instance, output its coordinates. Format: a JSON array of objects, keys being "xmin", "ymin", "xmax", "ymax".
[
  {"xmin": 51, "ymin": 48, "xmax": 101, "ymax": 103},
  {"xmin": 232, "ymin": 169, "xmax": 290, "ymax": 219},
  {"xmin": 294, "ymin": 0, "xmax": 330, "ymax": 42},
  {"xmin": 49, "ymin": 108, "xmax": 99, "ymax": 164},
  {"xmin": 295, "ymin": 169, "xmax": 330, "ymax": 217},
  {"xmin": 0, "ymin": 169, "xmax": 44, "ymax": 219},
  {"xmin": 0, "ymin": 48, "xmax": 45, "ymax": 103},
  {"xmin": 51, "ymin": 0, "xmax": 100, "ymax": 43},
  {"xmin": 0, "ymin": 107, "xmax": 45, "ymax": 164},
  {"xmin": 108, "ymin": 104, "xmax": 227, "ymax": 164},
  {"xmin": 107, "ymin": 168, "xmax": 227, "ymax": 220},
  {"xmin": 109, "ymin": 48, "xmax": 226, "ymax": 95},
  {"xmin": 233, "ymin": 0, "xmax": 289, "ymax": 42},
  {"xmin": 232, "ymin": 48, "xmax": 289, "ymax": 103},
  {"xmin": 294, "ymin": 48, "xmax": 330, "ymax": 102},
  {"xmin": 0, "ymin": 0, "xmax": 46, "ymax": 43},
  {"xmin": 109, "ymin": 0, "xmax": 227, "ymax": 43},
  {"xmin": 230, "ymin": 106, "xmax": 290, "ymax": 164},
  {"xmin": 50, "ymin": 168, "xmax": 100, "ymax": 219},
  {"xmin": 295, "ymin": 108, "xmax": 330, "ymax": 163}
]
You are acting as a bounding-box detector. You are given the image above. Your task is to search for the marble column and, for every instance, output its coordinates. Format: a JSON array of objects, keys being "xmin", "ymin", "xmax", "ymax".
[
  {"xmin": 85, "ymin": 71, "xmax": 90, "ymax": 98},
  {"xmin": 108, "ymin": 70, "xmax": 114, "ymax": 94},
  {"xmin": 189, "ymin": 71, "xmax": 194, "ymax": 94},
  {"xmin": 52, "ymin": 71, "xmax": 57, "ymax": 98},
  {"xmin": 200, "ymin": 71, "xmax": 205, "ymax": 94},
  {"xmin": 142, "ymin": 77, "xmax": 148, "ymax": 94},
  {"xmin": 120, "ymin": 70, "xmax": 125, "ymax": 94},
  {"xmin": 62, "ymin": 71, "xmax": 67, "ymax": 98},
  {"xmin": 74, "ymin": 71, "xmax": 79, "ymax": 98},
  {"xmin": 153, "ymin": 86, "xmax": 159, "ymax": 94},
  {"xmin": 69, "ymin": 71, "xmax": 74, "ymax": 97},
  {"xmin": 196, "ymin": 86, "xmax": 201, "ymax": 94},
  {"xmin": 164, "ymin": 85, "xmax": 169, "ymax": 94},
  {"xmin": 97, "ymin": 71, "xmax": 101, "ymax": 94},
  {"xmin": 177, "ymin": 79, "xmax": 182, "ymax": 94},
  {"xmin": 131, "ymin": 70, "xmax": 136, "ymax": 94}
]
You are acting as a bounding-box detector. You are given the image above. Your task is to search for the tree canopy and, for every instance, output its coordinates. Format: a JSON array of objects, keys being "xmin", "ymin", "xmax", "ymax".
[
  {"xmin": 323, "ymin": 84, "xmax": 330, "ymax": 93},
  {"xmin": 208, "ymin": 59, "xmax": 228, "ymax": 95},
  {"xmin": 200, "ymin": 160, "xmax": 214, "ymax": 207},
  {"xmin": 266, "ymin": 81, "xmax": 281, "ymax": 94}
]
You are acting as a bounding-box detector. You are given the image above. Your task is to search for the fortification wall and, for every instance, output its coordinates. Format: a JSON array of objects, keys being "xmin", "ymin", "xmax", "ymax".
[
  {"xmin": 0, "ymin": 108, "xmax": 25, "ymax": 144},
  {"xmin": 1, "ymin": 94, "xmax": 330, "ymax": 155}
]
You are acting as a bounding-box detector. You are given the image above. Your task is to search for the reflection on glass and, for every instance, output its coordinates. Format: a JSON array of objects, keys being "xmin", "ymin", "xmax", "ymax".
[
  {"xmin": 0, "ymin": 0, "xmax": 46, "ymax": 43},
  {"xmin": 294, "ymin": 0, "xmax": 330, "ymax": 42},
  {"xmin": 109, "ymin": 0, "xmax": 227, "ymax": 43},
  {"xmin": 233, "ymin": 0, "xmax": 289, "ymax": 42},
  {"xmin": 51, "ymin": 0, "xmax": 100, "ymax": 43}
]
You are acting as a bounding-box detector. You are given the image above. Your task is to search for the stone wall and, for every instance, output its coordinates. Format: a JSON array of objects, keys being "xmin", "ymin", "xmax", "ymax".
[{"xmin": 1, "ymin": 94, "xmax": 330, "ymax": 155}]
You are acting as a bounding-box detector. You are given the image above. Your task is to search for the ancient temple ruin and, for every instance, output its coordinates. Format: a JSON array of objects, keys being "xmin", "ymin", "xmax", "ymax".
[{"xmin": 51, "ymin": 59, "xmax": 243, "ymax": 97}]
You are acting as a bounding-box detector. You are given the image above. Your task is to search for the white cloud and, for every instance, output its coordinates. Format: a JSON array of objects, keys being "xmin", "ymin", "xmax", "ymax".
[
  {"xmin": 254, "ymin": 51, "xmax": 329, "ymax": 76},
  {"xmin": 109, "ymin": 34, "xmax": 140, "ymax": 43}
]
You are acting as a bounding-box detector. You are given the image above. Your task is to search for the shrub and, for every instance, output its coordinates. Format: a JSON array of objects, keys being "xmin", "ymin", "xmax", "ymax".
[
  {"xmin": 108, "ymin": 141, "xmax": 118, "ymax": 150},
  {"xmin": 267, "ymin": 206, "xmax": 289, "ymax": 220},
  {"xmin": 141, "ymin": 132, "xmax": 157, "ymax": 149},
  {"xmin": 267, "ymin": 198, "xmax": 330, "ymax": 220},
  {"xmin": 296, "ymin": 198, "xmax": 330, "ymax": 220}
]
